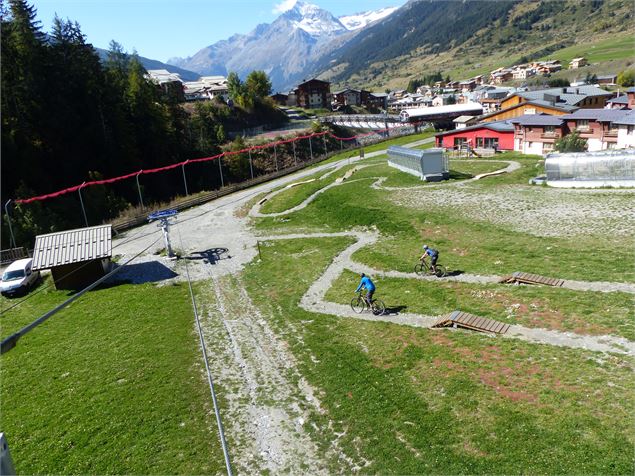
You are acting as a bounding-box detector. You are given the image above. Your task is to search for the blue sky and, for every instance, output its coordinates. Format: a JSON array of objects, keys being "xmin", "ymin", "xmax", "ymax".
[{"xmin": 32, "ymin": 0, "xmax": 405, "ymax": 62}]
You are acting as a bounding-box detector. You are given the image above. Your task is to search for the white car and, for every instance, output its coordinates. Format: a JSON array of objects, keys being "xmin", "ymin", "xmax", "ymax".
[{"xmin": 1, "ymin": 258, "xmax": 40, "ymax": 297}]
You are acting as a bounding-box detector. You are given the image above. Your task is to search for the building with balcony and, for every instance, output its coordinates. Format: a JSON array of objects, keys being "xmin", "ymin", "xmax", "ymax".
[
  {"xmin": 511, "ymin": 115, "xmax": 567, "ymax": 156},
  {"xmin": 560, "ymin": 109, "xmax": 630, "ymax": 151}
]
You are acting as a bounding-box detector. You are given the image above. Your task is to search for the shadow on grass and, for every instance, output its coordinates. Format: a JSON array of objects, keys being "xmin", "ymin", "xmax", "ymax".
[
  {"xmin": 186, "ymin": 247, "xmax": 231, "ymax": 265},
  {"xmin": 445, "ymin": 270, "xmax": 464, "ymax": 277}
]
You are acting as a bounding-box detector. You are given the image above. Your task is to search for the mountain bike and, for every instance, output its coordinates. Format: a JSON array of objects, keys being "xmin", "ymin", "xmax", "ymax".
[
  {"xmin": 351, "ymin": 291, "xmax": 386, "ymax": 316},
  {"xmin": 414, "ymin": 259, "xmax": 447, "ymax": 278}
]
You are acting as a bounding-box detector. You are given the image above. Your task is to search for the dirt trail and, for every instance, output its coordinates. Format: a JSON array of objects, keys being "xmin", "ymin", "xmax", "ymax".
[
  {"xmin": 260, "ymin": 231, "xmax": 635, "ymax": 356},
  {"xmin": 200, "ymin": 269, "xmax": 333, "ymax": 475}
]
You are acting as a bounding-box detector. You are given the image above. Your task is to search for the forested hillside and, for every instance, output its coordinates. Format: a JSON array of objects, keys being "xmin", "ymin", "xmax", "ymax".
[
  {"xmin": 1, "ymin": 0, "xmax": 285, "ymax": 247},
  {"xmin": 316, "ymin": 0, "xmax": 632, "ymax": 89}
]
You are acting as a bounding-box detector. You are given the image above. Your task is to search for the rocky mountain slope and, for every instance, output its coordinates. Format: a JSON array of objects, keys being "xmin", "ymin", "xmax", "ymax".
[{"xmin": 168, "ymin": 1, "xmax": 396, "ymax": 91}]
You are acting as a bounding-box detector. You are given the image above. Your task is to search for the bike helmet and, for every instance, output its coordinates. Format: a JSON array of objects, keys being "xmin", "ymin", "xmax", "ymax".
[
  {"xmin": 423, "ymin": 244, "xmax": 428, "ymax": 249},
  {"xmin": 361, "ymin": 273, "xmax": 366, "ymax": 278}
]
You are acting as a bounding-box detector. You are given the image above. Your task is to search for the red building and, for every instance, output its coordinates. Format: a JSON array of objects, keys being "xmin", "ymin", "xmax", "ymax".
[{"xmin": 435, "ymin": 120, "xmax": 515, "ymax": 150}]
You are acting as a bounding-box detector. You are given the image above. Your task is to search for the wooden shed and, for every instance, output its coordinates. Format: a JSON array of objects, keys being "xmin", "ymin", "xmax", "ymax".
[{"xmin": 32, "ymin": 225, "xmax": 112, "ymax": 290}]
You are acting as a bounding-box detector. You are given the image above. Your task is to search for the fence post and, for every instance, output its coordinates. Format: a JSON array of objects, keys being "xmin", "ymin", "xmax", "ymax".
[
  {"xmin": 248, "ymin": 149, "xmax": 254, "ymax": 179},
  {"xmin": 340, "ymin": 139, "xmax": 343, "ymax": 151},
  {"xmin": 78, "ymin": 182, "xmax": 89, "ymax": 227},
  {"xmin": 218, "ymin": 155, "xmax": 225, "ymax": 188},
  {"xmin": 181, "ymin": 161, "xmax": 189, "ymax": 196},
  {"xmin": 4, "ymin": 200, "xmax": 17, "ymax": 249},
  {"xmin": 309, "ymin": 136, "xmax": 313, "ymax": 161},
  {"xmin": 274, "ymin": 143, "xmax": 278, "ymax": 171},
  {"xmin": 136, "ymin": 172, "xmax": 145, "ymax": 209},
  {"xmin": 292, "ymin": 140, "xmax": 297, "ymax": 165}
]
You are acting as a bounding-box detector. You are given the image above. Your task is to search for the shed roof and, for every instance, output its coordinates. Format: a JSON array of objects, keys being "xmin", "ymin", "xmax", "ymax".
[
  {"xmin": 607, "ymin": 95, "xmax": 629, "ymax": 104},
  {"xmin": 453, "ymin": 115, "xmax": 477, "ymax": 123},
  {"xmin": 32, "ymin": 225, "xmax": 112, "ymax": 271}
]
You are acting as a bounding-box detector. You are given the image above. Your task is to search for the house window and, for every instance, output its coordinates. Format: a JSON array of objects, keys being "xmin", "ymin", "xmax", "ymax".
[
  {"xmin": 544, "ymin": 125, "xmax": 555, "ymax": 133},
  {"xmin": 606, "ymin": 142, "xmax": 616, "ymax": 149},
  {"xmin": 454, "ymin": 138, "xmax": 468, "ymax": 148},
  {"xmin": 482, "ymin": 137, "xmax": 499, "ymax": 148},
  {"xmin": 576, "ymin": 119, "xmax": 589, "ymax": 130},
  {"xmin": 476, "ymin": 137, "xmax": 484, "ymax": 148},
  {"xmin": 608, "ymin": 122, "xmax": 618, "ymax": 132},
  {"xmin": 628, "ymin": 125, "xmax": 635, "ymax": 135}
]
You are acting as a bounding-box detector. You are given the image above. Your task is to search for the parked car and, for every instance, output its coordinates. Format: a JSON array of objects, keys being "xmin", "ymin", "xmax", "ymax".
[{"xmin": 1, "ymin": 258, "xmax": 40, "ymax": 297}]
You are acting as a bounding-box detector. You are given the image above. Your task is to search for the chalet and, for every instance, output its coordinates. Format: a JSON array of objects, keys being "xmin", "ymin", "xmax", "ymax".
[
  {"xmin": 446, "ymin": 81, "xmax": 460, "ymax": 89},
  {"xmin": 512, "ymin": 67, "xmax": 536, "ymax": 80},
  {"xmin": 458, "ymin": 80, "xmax": 477, "ymax": 92},
  {"xmin": 569, "ymin": 57, "xmax": 588, "ymax": 69},
  {"xmin": 432, "ymin": 94, "xmax": 455, "ymax": 107},
  {"xmin": 596, "ymin": 74, "xmax": 618, "ymax": 85},
  {"xmin": 614, "ymin": 110, "xmax": 635, "ymax": 149},
  {"xmin": 270, "ymin": 93, "xmax": 289, "ymax": 106},
  {"xmin": 626, "ymin": 87, "xmax": 635, "ymax": 108},
  {"xmin": 332, "ymin": 88, "xmax": 362, "ymax": 107},
  {"xmin": 605, "ymin": 95, "xmax": 629, "ymax": 110},
  {"xmin": 511, "ymin": 115, "xmax": 567, "ymax": 156},
  {"xmin": 492, "ymin": 71, "xmax": 513, "ymax": 84},
  {"xmin": 435, "ymin": 120, "xmax": 514, "ymax": 151},
  {"xmin": 453, "ymin": 115, "xmax": 479, "ymax": 129},
  {"xmin": 146, "ymin": 69, "xmax": 185, "ymax": 101},
  {"xmin": 479, "ymin": 100, "xmax": 577, "ymax": 123},
  {"xmin": 295, "ymin": 79, "xmax": 331, "ymax": 109},
  {"xmin": 32, "ymin": 225, "xmax": 112, "ymax": 290},
  {"xmin": 559, "ymin": 109, "xmax": 630, "ymax": 151},
  {"xmin": 183, "ymin": 76, "xmax": 229, "ymax": 102}
]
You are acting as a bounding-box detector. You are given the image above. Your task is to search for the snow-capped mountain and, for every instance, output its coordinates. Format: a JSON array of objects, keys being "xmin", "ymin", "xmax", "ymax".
[
  {"xmin": 339, "ymin": 7, "xmax": 398, "ymax": 31},
  {"xmin": 169, "ymin": 1, "xmax": 399, "ymax": 91}
]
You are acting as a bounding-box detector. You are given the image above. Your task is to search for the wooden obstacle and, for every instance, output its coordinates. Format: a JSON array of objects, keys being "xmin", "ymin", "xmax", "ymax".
[
  {"xmin": 499, "ymin": 271, "xmax": 564, "ymax": 287},
  {"xmin": 433, "ymin": 310, "xmax": 510, "ymax": 334},
  {"xmin": 335, "ymin": 166, "xmax": 362, "ymax": 183}
]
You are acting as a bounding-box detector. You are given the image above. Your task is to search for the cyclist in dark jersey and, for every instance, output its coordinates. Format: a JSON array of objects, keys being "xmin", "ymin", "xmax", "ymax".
[
  {"xmin": 420, "ymin": 245, "xmax": 439, "ymax": 274},
  {"xmin": 355, "ymin": 273, "xmax": 376, "ymax": 306}
]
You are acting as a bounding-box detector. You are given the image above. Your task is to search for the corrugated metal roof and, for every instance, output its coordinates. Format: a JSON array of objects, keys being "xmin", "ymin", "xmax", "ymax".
[
  {"xmin": 32, "ymin": 225, "xmax": 112, "ymax": 270},
  {"xmin": 435, "ymin": 119, "xmax": 514, "ymax": 137},
  {"xmin": 608, "ymin": 96, "xmax": 629, "ymax": 104}
]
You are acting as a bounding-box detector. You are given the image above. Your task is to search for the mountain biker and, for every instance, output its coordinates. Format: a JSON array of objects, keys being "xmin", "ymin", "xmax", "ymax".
[
  {"xmin": 420, "ymin": 244, "xmax": 439, "ymax": 275},
  {"xmin": 355, "ymin": 273, "xmax": 376, "ymax": 306}
]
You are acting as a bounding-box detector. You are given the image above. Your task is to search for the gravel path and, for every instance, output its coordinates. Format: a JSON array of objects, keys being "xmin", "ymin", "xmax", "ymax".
[{"xmin": 261, "ymin": 231, "xmax": 635, "ymax": 356}]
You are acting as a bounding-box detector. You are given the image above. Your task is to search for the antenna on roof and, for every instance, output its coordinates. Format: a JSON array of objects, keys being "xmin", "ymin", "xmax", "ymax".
[{"xmin": 148, "ymin": 209, "xmax": 178, "ymax": 260}]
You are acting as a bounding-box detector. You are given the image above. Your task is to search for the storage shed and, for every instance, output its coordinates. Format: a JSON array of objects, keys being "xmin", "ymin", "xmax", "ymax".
[
  {"xmin": 32, "ymin": 225, "xmax": 112, "ymax": 290},
  {"xmin": 387, "ymin": 146, "xmax": 449, "ymax": 181}
]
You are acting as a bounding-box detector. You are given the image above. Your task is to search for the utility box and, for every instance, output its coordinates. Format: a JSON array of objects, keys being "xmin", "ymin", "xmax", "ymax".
[{"xmin": 387, "ymin": 146, "xmax": 449, "ymax": 181}]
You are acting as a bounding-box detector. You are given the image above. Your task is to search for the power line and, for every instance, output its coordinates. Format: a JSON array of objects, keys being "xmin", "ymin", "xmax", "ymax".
[
  {"xmin": 0, "ymin": 227, "xmax": 159, "ymax": 315},
  {"xmin": 176, "ymin": 220, "xmax": 233, "ymax": 476},
  {"xmin": 0, "ymin": 234, "xmax": 163, "ymax": 355}
]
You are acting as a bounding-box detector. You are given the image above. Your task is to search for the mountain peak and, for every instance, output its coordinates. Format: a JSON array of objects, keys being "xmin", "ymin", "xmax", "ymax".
[{"xmin": 280, "ymin": 1, "xmax": 346, "ymax": 36}]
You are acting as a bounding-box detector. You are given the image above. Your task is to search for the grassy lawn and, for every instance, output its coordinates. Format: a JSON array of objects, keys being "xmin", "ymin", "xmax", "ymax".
[
  {"xmin": 326, "ymin": 269, "xmax": 635, "ymax": 341},
  {"xmin": 254, "ymin": 154, "xmax": 634, "ymax": 283},
  {"xmin": 261, "ymin": 158, "xmax": 507, "ymax": 213},
  {"xmin": 543, "ymin": 32, "xmax": 635, "ymax": 64},
  {"xmin": 242, "ymin": 237, "xmax": 635, "ymax": 474},
  {"xmin": 0, "ymin": 279, "xmax": 223, "ymax": 474}
]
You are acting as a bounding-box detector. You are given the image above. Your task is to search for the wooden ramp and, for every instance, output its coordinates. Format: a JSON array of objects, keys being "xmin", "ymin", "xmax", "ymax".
[
  {"xmin": 433, "ymin": 310, "xmax": 510, "ymax": 334},
  {"xmin": 499, "ymin": 271, "xmax": 564, "ymax": 287}
]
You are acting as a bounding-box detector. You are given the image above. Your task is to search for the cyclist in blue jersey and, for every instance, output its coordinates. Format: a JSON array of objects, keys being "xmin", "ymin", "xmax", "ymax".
[
  {"xmin": 355, "ymin": 273, "xmax": 376, "ymax": 306},
  {"xmin": 420, "ymin": 244, "xmax": 439, "ymax": 275}
]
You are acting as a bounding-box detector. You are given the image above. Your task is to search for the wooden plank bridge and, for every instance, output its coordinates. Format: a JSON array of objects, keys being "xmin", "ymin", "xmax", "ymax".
[
  {"xmin": 433, "ymin": 310, "xmax": 510, "ymax": 334},
  {"xmin": 499, "ymin": 271, "xmax": 564, "ymax": 287}
]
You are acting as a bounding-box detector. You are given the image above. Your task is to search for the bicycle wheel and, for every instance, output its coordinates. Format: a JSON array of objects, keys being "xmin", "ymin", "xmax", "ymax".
[
  {"xmin": 351, "ymin": 296, "xmax": 366, "ymax": 314},
  {"xmin": 434, "ymin": 265, "xmax": 447, "ymax": 278},
  {"xmin": 414, "ymin": 263, "xmax": 426, "ymax": 275},
  {"xmin": 371, "ymin": 299, "xmax": 386, "ymax": 316}
]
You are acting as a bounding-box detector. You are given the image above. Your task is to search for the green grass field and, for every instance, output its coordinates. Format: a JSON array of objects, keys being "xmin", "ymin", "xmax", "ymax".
[
  {"xmin": 242, "ymin": 237, "xmax": 634, "ymax": 474},
  {"xmin": 0, "ymin": 280, "xmax": 223, "ymax": 474},
  {"xmin": 2, "ymin": 136, "xmax": 633, "ymax": 473}
]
